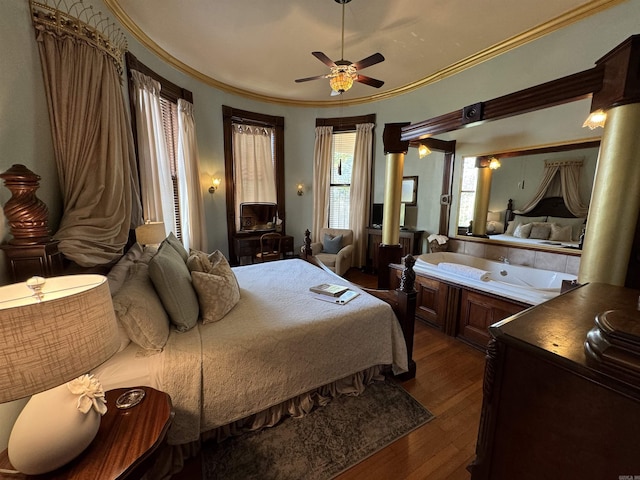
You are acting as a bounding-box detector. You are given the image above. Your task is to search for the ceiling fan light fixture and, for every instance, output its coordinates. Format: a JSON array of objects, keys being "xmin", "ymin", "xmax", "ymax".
[{"xmin": 329, "ymin": 69, "xmax": 354, "ymax": 93}]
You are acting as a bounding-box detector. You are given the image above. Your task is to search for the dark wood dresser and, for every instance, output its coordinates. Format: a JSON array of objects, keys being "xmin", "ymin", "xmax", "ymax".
[{"xmin": 470, "ymin": 282, "xmax": 640, "ymax": 480}]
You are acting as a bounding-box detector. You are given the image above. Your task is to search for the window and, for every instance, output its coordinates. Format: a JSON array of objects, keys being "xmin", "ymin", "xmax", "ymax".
[
  {"xmin": 458, "ymin": 156, "xmax": 478, "ymax": 228},
  {"xmin": 126, "ymin": 52, "xmax": 193, "ymax": 241},
  {"xmin": 159, "ymin": 97, "xmax": 182, "ymax": 239},
  {"xmin": 329, "ymin": 131, "xmax": 356, "ymax": 228},
  {"xmin": 222, "ymin": 106, "xmax": 285, "ymax": 263}
]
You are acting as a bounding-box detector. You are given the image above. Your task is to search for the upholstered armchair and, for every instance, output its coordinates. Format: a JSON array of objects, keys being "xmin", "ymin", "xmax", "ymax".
[{"xmin": 309, "ymin": 228, "xmax": 354, "ymax": 277}]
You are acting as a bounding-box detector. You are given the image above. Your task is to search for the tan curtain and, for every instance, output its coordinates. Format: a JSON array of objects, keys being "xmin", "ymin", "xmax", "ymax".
[
  {"xmin": 32, "ymin": 8, "xmax": 141, "ymax": 267},
  {"xmin": 130, "ymin": 70, "xmax": 175, "ymax": 234},
  {"xmin": 177, "ymin": 99, "xmax": 207, "ymax": 251},
  {"xmin": 349, "ymin": 123, "xmax": 374, "ymax": 268},
  {"xmin": 312, "ymin": 126, "xmax": 333, "ymax": 243},
  {"xmin": 515, "ymin": 159, "xmax": 588, "ymax": 217},
  {"xmin": 232, "ymin": 125, "xmax": 277, "ymax": 230}
]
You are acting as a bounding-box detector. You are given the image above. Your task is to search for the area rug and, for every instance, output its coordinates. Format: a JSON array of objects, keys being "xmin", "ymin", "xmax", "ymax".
[{"xmin": 201, "ymin": 379, "xmax": 434, "ymax": 480}]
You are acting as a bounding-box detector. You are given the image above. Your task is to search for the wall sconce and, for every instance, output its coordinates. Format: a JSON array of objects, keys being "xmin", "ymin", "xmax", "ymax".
[
  {"xmin": 475, "ymin": 157, "xmax": 501, "ymax": 169},
  {"xmin": 418, "ymin": 143, "xmax": 432, "ymax": 158},
  {"xmin": 209, "ymin": 177, "xmax": 221, "ymax": 194},
  {"xmin": 297, "ymin": 183, "xmax": 304, "ymax": 196},
  {"xmin": 583, "ymin": 109, "xmax": 607, "ymax": 129}
]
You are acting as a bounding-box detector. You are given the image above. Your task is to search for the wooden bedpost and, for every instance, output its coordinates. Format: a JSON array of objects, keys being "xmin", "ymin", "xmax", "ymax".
[
  {"xmin": 303, "ymin": 229, "xmax": 312, "ymax": 258},
  {"xmin": 302, "ymin": 227, "xmax": 417, "ymax": 380}
]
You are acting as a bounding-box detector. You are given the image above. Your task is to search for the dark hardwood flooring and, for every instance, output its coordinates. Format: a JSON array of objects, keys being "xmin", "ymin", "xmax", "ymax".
[{"xmin": 172, "ymin": 268, "xmax": 485, "ymax": 479}]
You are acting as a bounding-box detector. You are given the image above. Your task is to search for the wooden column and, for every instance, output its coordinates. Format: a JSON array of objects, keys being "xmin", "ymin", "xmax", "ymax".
[{"xmin": 378, "ymin": 123, "xmax": 410, "ymax": 289}]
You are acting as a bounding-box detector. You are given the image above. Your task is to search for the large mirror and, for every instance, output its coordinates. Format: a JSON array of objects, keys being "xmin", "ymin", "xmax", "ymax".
[{"xmin": 456, "ymin": 140, "xmax": 600, "ymax": 251}]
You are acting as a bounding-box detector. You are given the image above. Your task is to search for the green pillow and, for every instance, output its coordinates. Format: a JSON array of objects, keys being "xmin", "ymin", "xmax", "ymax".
[
  {"xmin": 164, "ymin": 232, "xmax": 189, "ymax": 262},
  {"xmin": 149, "ymin": 242, "xmax": 199, "ymax": 331},
  {"xmin": 323, "ymin": 234, "xmax": 343, "ymax": 254}
]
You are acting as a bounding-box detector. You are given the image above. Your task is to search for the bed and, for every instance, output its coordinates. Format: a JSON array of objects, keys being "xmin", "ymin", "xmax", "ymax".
[
  {"xmin": 86, "ymin": 237, "xmax": 413, "ymax": 477},
  {"xmin": 493, "ymin": 197, "xmax": 586, "ymax": 249}
]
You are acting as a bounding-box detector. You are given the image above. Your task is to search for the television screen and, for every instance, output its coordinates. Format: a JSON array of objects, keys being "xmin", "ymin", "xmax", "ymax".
[
  {"xmin": 371, "ymin": 203, "xmax": 405, "ymax": 228},
  {"xmin": 239, "ymin": 202, "xmax": 277, "ymax": 231}
]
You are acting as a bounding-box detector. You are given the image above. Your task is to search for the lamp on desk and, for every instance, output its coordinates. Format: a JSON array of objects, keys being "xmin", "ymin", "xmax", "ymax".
[{"xmin": 0, "ymin": 275, "xmax": 120, "ymax": 475}]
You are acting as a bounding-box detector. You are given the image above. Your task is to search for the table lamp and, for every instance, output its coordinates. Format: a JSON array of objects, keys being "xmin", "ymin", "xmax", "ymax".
[
  {"xmin": 135, "ymin": 221, "xmax": 166, "ymax": 246},
  {"xmin": 0, "ymin": 274, "xmax": 120, "ymax": 475}
]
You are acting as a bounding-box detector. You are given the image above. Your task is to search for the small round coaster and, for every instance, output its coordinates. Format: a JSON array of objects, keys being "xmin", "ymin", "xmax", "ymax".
[{"xmin": 115, "ymin": 388, "xmax": 146, "ymax": 409}]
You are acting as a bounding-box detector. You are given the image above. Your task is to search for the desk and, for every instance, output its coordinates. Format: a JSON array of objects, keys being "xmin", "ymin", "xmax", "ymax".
[
  {"xmin": 233, "ymin": 233, "xmax": 294, "ymax": 265},
  {"xmin": 0, "ymin": 387, "xmax": 172, "ymax": 479},
  {"xmin": 367, "ymin": 228, "xmax": 424, "ymax": 273}
]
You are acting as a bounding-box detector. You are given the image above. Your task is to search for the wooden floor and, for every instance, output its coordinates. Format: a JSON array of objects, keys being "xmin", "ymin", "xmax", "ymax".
[{"xmin": 173, "ymin": 268, "xmax": 486, "ymax": 479}]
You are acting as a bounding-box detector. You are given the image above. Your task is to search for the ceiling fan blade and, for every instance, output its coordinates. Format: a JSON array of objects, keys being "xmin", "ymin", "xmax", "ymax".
[
  {"xmin": 355, "ymin": 74, "xmax": 384, "ymax": 88},
  {"xmin": 352, "ymin": 53, "xmax": 385, "ymax": 70},
  {"xmin": 295, "ymin": 74, "xmax": 329, "ymax": 83},
  {"xmin": 312, "ymin": 51, "xmax": 337, "ymax": 68}
]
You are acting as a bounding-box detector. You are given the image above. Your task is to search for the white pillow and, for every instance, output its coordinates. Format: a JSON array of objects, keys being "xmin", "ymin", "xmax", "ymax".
[
  {"xmin": 549, "ymin": 223, "xmax": 573, "ymax": 242},
  {"xmin": 505, "ymin": 215, "xmax": 547, "ymax": 235},
  {"xmin": 513, "ymin": 223, "xmax": 533, "ymax": 238},
  {"xmin": 547, "ymin": 216, "xmax": 586, "ymax": 241}
]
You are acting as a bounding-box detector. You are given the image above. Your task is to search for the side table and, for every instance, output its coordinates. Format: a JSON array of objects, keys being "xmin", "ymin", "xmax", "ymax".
[
  {"xmin": 0, "ymin": 387, "xmax": 173, "ymax": 479},
  {"xmin": 0, "ymin": 240, "xmax": 64, "ymax": 282}
]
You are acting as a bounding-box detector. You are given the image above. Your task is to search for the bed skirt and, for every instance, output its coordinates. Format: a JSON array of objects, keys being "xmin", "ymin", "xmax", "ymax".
[{"xmin": 145, "ymin": 365, "xmax": 386, "ymax": 479}]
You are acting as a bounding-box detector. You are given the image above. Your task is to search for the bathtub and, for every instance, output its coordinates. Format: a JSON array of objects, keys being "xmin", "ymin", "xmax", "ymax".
[{"xmin": 413, "ymin": 252, "xmax": 577, "ymax": 305}]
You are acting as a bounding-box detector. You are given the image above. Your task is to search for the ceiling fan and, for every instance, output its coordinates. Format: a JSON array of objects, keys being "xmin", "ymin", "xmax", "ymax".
[{"xmin": 295, "ymin": 0, "xmax": 385, "ymax": 96}]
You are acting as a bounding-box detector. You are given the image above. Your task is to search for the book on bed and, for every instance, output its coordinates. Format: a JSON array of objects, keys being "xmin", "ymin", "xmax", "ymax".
[
  {"xmin": 313, "ymin": 289, "xmax": 360, "ymax": 305},
  {"xmin": 309, "ymin": 283, "xmax": 349, "ymax": 297}
]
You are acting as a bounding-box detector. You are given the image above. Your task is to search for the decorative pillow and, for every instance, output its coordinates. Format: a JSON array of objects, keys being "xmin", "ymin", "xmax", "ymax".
[
  {"xmin": 107, "ymin": 243, "xmax": 144, "ymax": 295},
  {"xmin": 186, "ymin": 249, "xmax": 212, "ymax": 273},
  {"xmin": 505, "ymin": 215, "xmax": 547, "ymax": 235},
  {"xmin": 148, "ymin": 242, "xmax": 200, "ymax": 332},
  {"xmin": 191, "ymin": 253, "xmax": 240, "ymax": 324},
  {"xmin": 323, "ymin": 234, "xmax": 343, "ymax": 254},
  {"xmin": 530, "ymin": 223, "xmax": 551, "ymax": 240},
  {"xmin": 164, "ymin": 232, "xmax": 189, "ymax": 262},
  {"xmin": 513, "ymin": 223, "xmax": 533, "ymax": 238},
  {"xmin": 549, "ymin": 223, "xmax": 573, "ymax": 242},
  {"xmin": 547, "ymin": 216, "xmax": 586, "ymax": 241},
  {"xmin": 112, "ymin": 263, "xmax": 170, "ymax": 352}
]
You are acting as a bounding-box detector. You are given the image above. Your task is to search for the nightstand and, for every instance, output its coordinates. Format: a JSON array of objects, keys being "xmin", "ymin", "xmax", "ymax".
[{"xmin": 0, "ymin": 387, "xmax": 173, "ymax": 479}]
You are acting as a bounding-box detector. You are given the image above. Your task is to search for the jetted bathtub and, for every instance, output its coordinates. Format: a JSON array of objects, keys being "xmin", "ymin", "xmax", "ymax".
[{"xmin": 413, "ymin": 252, "xmax": 577, "ymax": 306}]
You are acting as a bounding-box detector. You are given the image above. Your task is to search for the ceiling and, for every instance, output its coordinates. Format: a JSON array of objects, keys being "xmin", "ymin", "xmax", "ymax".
[{"xmin": 105, "ymin": 0, "xmax": 620, "ymax": 107}]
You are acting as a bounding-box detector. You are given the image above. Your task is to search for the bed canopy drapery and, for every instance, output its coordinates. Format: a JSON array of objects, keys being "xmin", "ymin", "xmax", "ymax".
[
  {"xmin": 30, "ymin": 0, "xmax": 142, "ymax": 267},
  {"xmin": 513, "ymin": 159, "xmax": 589, "ymax": 218}
]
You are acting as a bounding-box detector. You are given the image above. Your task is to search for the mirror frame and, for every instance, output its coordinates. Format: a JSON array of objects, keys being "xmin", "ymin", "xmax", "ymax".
[{"xmin": 401, "ymin": 176, "xmax": 418, "ymax": 205}]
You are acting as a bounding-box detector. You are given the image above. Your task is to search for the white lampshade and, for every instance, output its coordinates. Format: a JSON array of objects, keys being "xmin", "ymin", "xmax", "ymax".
[
  {"xmin": 135, "ymin": 221, "xmax": 166, "ymax": 245},
  {"xmin": 0, "ymin": 274, "xmax": 120, "ymax": 403},
  {"xmin": 487, "ymin": 211, "xmax": 501, "ymax": 223}
]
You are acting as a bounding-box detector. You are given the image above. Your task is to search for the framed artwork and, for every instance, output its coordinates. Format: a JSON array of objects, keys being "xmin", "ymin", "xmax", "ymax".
[{"xmin": 401, "ymin": 176, "xmax": 418, "ymax": 205}]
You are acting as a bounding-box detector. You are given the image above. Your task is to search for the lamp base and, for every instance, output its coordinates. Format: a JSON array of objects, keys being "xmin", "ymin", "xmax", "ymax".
[{"xmin": 8, "ymin": 382, "xmax": 101, "ymax": 475}]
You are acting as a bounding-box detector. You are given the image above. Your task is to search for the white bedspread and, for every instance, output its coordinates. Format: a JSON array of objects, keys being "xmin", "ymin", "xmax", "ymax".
[{"xmin": 160, "ymin": 258, "xmax": 407, "ymax": 444}]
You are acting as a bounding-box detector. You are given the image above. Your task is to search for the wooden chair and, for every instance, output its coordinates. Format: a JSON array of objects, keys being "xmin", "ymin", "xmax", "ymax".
[{"xmin": 256, "ymin": 232, "xmax": 282, "ymax": 262}]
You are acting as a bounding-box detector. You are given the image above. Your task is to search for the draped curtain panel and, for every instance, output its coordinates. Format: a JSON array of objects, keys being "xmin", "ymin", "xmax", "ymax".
[
  {"xmin": 312, "ymin": 126, "xmax": 333, "ymax": 243},
  {"xmin": 130, "ymin": 70, "xmax": 175, "ymax": 234},
  {"xmin": 515, "ymin": 159, "xmax": 588, "ymax": 217},
  {"xmin": 349, "ymin": 123, "xmax": 374, "ymax": 268},
  {"xmin": 32, "ymin": 6, "xmax": 141, "ymax": 267},
  {"xmin": 177, "ymin": 99, "xmax": 207, "ymax": 251},
  {"xmin": 232, "ymin": 124, "xmax": 277, "ymax": 230}
]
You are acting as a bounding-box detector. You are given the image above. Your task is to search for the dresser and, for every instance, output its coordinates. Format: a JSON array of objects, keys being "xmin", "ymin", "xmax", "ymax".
[{"xmin": 470, "ymin": 283, "xmax": 640, "ymax": 480}]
